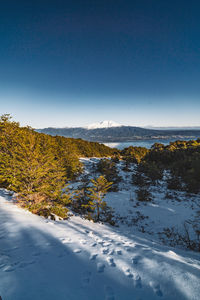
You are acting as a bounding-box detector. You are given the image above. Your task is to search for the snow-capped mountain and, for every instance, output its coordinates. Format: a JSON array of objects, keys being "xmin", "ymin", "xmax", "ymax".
[
  {"xmin": 85, "ymin": 120, "xmax": 122, "ymax": 129},
  {"xmin": 37, "ymin": 123, "xmax": 200, "ymax": 143}
]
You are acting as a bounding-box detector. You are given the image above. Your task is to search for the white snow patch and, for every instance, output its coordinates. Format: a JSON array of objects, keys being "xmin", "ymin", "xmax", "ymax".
[{"xmin": 85, "ymin": 120, "xmax": 122, "ymax": 129}]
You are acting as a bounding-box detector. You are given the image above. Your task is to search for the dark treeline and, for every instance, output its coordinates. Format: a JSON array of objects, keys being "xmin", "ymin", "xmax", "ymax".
[{"xmin": 123, "ymin": 140, "xmax": 200, "ymax": 193}]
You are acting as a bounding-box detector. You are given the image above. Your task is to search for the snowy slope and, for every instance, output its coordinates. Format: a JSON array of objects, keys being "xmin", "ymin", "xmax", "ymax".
[
  {"xmin": 0, "ymin": 189, "xmax": 200, "ymax": 300},
  {"xmin": 79, "ymin": 158, "xmax": 200, "ymax": 250}
]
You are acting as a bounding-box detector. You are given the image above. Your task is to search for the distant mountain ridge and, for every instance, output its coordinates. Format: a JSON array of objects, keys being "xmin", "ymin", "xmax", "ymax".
[
  {"xmin": 146, "ymin": 126, "xmax": 200, "ymax": 130},
  {"xmin": 37, "ymin": 121, "xmax": 200, "ymax": 142}
]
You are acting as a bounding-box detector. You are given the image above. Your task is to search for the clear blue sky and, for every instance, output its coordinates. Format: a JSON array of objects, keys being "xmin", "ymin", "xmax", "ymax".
[{"xmin": 0, "ymin": 0, "xmax": 200, "ymax": 128}]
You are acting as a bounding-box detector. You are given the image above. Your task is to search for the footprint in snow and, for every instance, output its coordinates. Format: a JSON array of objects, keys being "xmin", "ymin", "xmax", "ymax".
[
  {"xmin": 102, "ymin": 242, "xmax": 112, "ymax": 247},
  {"xmin": 124, "ymin": 246, "xmax": 134, "ymax": 252},
  {"xmin": 90, "ymin": 253, "xmax": 98, "ymax": 261},
  {"xmin": 132, "ymin": 255, "xmax": 141, "ymax": 265},
  {"xmin": 116, "ymin": 249, "xmax": 122, "ymax": 255},
  {"xmin": 73, "ymin": 249, "xmax": 82, "ymax": 254},
  {"xmin": 133, "ymin": 274, "xmax": 142, "ymax": 288},
  {"xmin": 123, "ymin": 268, "xmax": 133, "ymax": 278},
  {"xmin": 107, "ymin": 257, "xmax": 116, "ymax": 267},
  {"xmin": 97, "ymin": 262, "xmax": 105, "ymax": 273},
  {"xmin": 149, "ymin": 282, "xmax": 163, "ymax": 297},
  {"xmin": 104, "ymin": 286, "xmax": 115, "ymax": 300},
  {"xmin": 81, "ymin": 271, "xmax": 92, "ymax": 287},
  {"xmin": 103, "ymin": 235, "xmax": 110, "ymax": 239},
  {"xmin": 108, "ymin": 249, "xmax": 114, "ymax": 255},
  {"xmin": 97, "ymin": 240, "xmax": 104, "ymax": 245},
  {"xmin": 101, "ymin": 248, "xmax": 109, "ymax": 255}
]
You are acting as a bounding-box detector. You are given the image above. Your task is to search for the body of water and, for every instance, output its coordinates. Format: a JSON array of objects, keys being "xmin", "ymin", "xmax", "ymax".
[{"xmin": 104, "ymin": 138, "xmax": 197, "ymax": 149}]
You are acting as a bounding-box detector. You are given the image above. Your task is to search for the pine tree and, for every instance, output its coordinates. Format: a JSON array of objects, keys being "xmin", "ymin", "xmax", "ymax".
[{"xmin": 88, "ymin": 176, "xmax": 112, "ymax": 221}]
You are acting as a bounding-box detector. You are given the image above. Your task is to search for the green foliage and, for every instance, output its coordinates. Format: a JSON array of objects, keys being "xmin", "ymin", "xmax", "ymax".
[
  {"xmin": 71, "ymin": 175, "xmax": 115, "ymax": 224},
  {"xmin": 137, "ymin": 161, "xmax": 163, "ymax": 184},
  {"xmin": 63, "ymin": 138, "xmax": 118, "ymax": 158},
  {"xmin": 131, "ymin": 139, "xmax": 200, "ymax": 193},
  {"xmin": 111, "ymin": 154, "xmax": 120, "ymax": 163},
  {"xmin": 0, "ymin": 124, "xmax": 65, "ymax": 197},
  {"xmin": 166, "ymin": 173, "xmax": 182, "ymax": 190},
  {"xmin": 88, "ymin": 176, "xmax": 113, "ymax": 221},
  {"xmin": 146, "ymin": 139, "xmax": 200, "ymax": 193},
  {"xmin": 136, "ymin": 187, "xmax": 152, "ymax": 202},
  {"xmin": 132, "ymin": 170, "xmax": 149, "ymax": 187},
  {"xmin": 72, "ymin": 177, "xmax": 92, "ymax": 214},
  {"xmin": 151, "ymin": 143, "xmax": 165, "ymax": 151},
  {"xmin": 122, "ymin": 160, "xmax": 132, "ymax": 172},
  {"xmin": 25, "ymin": 200, "xmax": 69, "ymax": 220},
  {"xmin": 96, "ymin": 159, "xmax": 121, "ymax": 191},
  {"xmin": 121, "ymin": 146, "xmax": 149, "ymax": 163},
  {"xmin": 53, "ymin": 136, "xmax": 82, "ymax": 180}
]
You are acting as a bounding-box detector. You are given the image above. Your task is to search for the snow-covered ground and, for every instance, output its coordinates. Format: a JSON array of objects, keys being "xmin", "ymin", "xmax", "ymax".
[
  {"xmin": 79, "ymin": 158, "xmax": 200, "ymax": 250},
  {"xmin": 0, "ymin": 188, "xmax": 200, "ymax": 300}
]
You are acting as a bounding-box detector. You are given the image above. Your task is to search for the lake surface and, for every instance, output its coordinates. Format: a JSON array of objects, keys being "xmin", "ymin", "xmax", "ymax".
[{"xmin": 104, "ymin": 138, "xmax": 196, "ymax": 149}]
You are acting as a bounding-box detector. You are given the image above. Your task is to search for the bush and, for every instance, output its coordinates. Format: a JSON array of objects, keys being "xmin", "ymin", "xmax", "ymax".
[
  {"xmin": 121, "ymin": 146, "xmax": 149, "ymax": 163},
  {"xmin": 136, "ymin": 188, "xmax": 152, "ymax": 202},
  {"xmin": 96, "ymin": 159, "xmax": 122, "ymax": 191}
]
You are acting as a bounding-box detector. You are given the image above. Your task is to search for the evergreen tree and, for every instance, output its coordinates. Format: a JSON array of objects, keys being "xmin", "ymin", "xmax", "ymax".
[{"xmin": 88, "ymin": 176, "xmax": 112, "ymax": 221}]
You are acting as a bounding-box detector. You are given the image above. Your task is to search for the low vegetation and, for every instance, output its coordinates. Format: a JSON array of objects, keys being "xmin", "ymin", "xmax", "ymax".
[
  {"xmin": 123, "ymin": 139, "xmax": 200, "ymax": 194},
  {"xmin": 96, "ymin": 159, "xmax": 122, "ymax": 191},
  {"xmin": 71, "ymin": 175, "xmax": 114, "ymax": 224}
]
